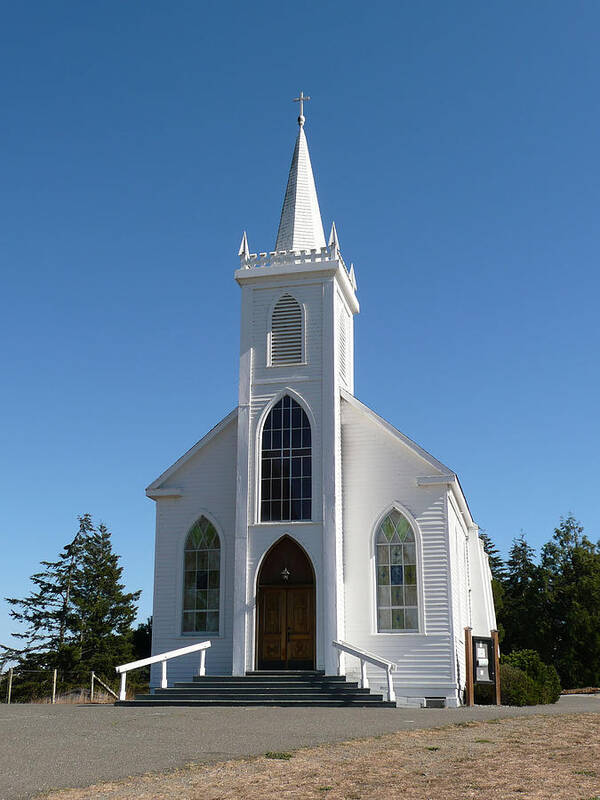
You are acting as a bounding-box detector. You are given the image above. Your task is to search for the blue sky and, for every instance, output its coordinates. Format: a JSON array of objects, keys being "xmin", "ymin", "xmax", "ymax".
[{"xmin": 1, "ymin": 1, "xmax": 599, "ymax": 649}]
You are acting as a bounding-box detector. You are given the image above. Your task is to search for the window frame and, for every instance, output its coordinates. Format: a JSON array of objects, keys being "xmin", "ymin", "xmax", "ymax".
[
  {"xmin": 180, "ymin": 513, "xmax": 225, "ymax": 638},
  {"xmin": 256, "ymin": 390, "xmax": 314, "ymax": 524},
  {"xmin": 370, "ymin": 505, "xmax": 424, "ymax": 635},
  {"xmin": 267, "ymin": 293, "xmax": 307, "ymax": 368}
]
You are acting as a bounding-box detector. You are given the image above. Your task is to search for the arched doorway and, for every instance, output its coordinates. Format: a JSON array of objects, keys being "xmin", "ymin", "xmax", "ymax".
[{"xmin": 256, "ymin": 536, "xmax": 315, "ymax": 670}]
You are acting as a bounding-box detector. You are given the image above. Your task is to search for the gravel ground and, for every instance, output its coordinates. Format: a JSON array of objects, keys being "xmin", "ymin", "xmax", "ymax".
[
  {"xmin": 38, "ymin": 713, "xmax": 600, "ymax": 800},
  {"xmin": 0, "ymin": 695, "xmax": 598, "ymax": 800}
]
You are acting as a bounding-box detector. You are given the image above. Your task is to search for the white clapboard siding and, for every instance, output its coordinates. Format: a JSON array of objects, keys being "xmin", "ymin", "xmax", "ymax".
[
  {"xmin": 150, "ymin": 414, "xmax": 238, "ymax": 686},
  {"xmin": 338, "ymin": 305, "xmax": 348, "ymax": 386},
  {"xmin": 340, "ymin": 397, "xmax": 455, "ymax": 697},
  {"xmin": 447, "ymin": 497, "xmax": 470, "ymax": 692}
]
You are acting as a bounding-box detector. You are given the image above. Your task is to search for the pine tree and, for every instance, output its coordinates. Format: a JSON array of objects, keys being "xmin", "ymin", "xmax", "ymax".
[
  {"xmin": 540, "ymin": 515, "xmax": 600, "ymax": 688},
  {"xmin": 478, "ymin": 531, "xmax": 506, "ymax": 642},
  {"xmin": 2, "ymin": 515, "xmax": 141, "ymax": 696},
  {"xmin": 501, "ymin": 533, "xmax": 545, "ymax": 656},
  {"xmin": 71, "ymin": 523, "xmax": 141, "ymax": 682},
  {"xmin": 2, "ymin": 514, "xmax": 94, "ymax": 676},
  {"xmin": 131, "ymin": 617, "xmax": 152, "ymax": 662},
  {"xmin": 478, "ymin": 531, "xmax": 506, "ymax": 581},
  {"xmin": 130, "ymin": 617, "xmax": 153, "ymax": 684}
]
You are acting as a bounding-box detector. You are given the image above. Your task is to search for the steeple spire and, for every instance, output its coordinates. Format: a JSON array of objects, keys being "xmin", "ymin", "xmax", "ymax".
[{"xmin": 275, "ymin": 93, "xmax": 326, "ymax": 252}]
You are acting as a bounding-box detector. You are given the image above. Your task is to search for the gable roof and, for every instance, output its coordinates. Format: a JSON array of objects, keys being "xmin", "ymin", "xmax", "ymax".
[
  {"xmin": 340, "ymin": 390, "xmax": 453, "ymax": 475},
  {"xmin": 340, "ymin": 390, "xmax": 476, "ymax": 527},
  {"xmin": 146, "ymin": 408, "xmax": 238, "ymax": 498}
]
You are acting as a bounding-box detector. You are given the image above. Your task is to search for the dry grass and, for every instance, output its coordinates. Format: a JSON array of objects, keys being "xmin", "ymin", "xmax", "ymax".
[
  {"xmin": 32, "ymin": 690, "xmax": 117, "ymax": 705},
  {"xmin": 40, "ymin": 713, "xmax": 600, "ymax": 800}
]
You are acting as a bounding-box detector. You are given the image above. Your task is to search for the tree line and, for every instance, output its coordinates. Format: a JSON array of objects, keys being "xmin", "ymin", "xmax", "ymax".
[
  {"xmin": 1, "ymin": 514, "xmax": 150, "ymax": 700},
  {"xmin": 481, "ymin": 514, "xmax": 600, "ymax": 690},
  {"xmin": 3, "ymin": 510, "xmax": 598, "ymax": 700}
]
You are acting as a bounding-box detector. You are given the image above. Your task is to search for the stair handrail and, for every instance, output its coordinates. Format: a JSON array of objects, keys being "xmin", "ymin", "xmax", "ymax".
[
  {"xmin": 115, "ymin": 640, "xmax": 211, "ymax": 701},
  {"xmin": 332, "ymin": 639, "xmax": 397, "ymax": 703}
]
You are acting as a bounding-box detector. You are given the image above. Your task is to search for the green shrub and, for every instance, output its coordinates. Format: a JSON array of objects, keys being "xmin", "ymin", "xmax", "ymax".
[
  {"xmin": 503, "ymin": 650, "xmax": 561, "ymax": 704},
  {"xmin": 500, "ymin": 663, "xmax": 538, "ymax": 706}
]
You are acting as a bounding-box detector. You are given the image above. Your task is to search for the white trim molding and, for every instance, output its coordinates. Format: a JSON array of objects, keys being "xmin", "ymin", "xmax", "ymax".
[
  {"xmin": 146, "ymin": 487, "xmax": 183, "ymax": 499},
  {"xmin": 417, "ymin": 475, "xmax": 475, "ymax": 529},
  {"xmin": 416, "ymin": 475, "xmax": 456, "ymax": 487}
]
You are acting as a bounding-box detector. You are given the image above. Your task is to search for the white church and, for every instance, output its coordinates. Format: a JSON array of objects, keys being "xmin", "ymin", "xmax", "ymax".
[{"xmin": 144, "ymin": 99, "xmax": 496, "ymax": 708}]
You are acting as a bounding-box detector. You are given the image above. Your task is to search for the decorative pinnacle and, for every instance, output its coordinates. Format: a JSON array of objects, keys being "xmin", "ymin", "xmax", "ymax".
[
  {"xmin": 293, "ymin": 91, "xmax": 310, "ymax": 127},
  {"xmin": 349, "ymin": 263, "xmax": 357, "ymax": 291},
  {"xmin": 238, "ymin": 230, "xmax": 250, "ymax": 260},
  {"xmin": 328, "ymin": 221, "xmax": 340, "ymax": 250}
]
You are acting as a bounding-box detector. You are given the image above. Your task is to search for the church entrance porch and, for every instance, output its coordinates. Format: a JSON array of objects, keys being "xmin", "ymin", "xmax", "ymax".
[{"xmin": 256, "ymin": 536, "xmax": 315, "ymax": 670}]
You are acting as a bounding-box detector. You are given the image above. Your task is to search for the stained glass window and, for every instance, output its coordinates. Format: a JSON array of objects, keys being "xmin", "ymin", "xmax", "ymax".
[
  {"xmin": 260, "ymin": 395, "xmax": 311, "ymax": 522},
  {"xmin": 375, "ymin": 510, "xmax": 418, "ymax": 631},
  {"xmin": 182, "ymin": 517, "xmax": 220, "ymax": 634}
]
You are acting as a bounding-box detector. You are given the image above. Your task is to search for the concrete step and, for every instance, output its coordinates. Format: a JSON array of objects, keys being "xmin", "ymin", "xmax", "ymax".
[
  {"xmin": 147, "ymin": 691, "xmax": 375, "ymax": 700},
  {"xmin": 179, "ymin": 679, "xmax": 356, "ymax": 689},
  {"xmin": 116, "ymin": 698, "xmax": 396, "ymax": 708},
  {"xmin": 169, "ymin": 685, "xmax": 365, "ymax": 694},
  {"xmin": 116, "ymin": 670, "xmax": 395, "ymax": 709},
  {"xmin": 245, "ymin": 670, "xmax": 325, "ymax": 676},
  {"xmin": 187, "ymin": 674, "xmax": 346, "ymax": 683}
]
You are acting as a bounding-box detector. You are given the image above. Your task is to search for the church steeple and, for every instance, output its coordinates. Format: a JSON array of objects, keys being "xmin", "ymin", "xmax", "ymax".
[{"xmin": 274, "ymin": 96, "xmax": 326, "ymax": 252}]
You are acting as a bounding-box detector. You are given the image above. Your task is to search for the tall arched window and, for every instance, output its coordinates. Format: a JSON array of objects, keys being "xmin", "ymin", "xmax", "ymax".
[
  {"xmin": 182, "ymin": 516, "xmax": 220, "ymax": 634},
  {"xmin": 261, "ymin": 395, "xmax": 311, "ymax": 522},
  {"xmin": 375, "ymin": 509, "xmax": 419, "ymax": 632},
  {"xmin": 270, "ymin": 294, "xmax": 303, "ymax": 365}
]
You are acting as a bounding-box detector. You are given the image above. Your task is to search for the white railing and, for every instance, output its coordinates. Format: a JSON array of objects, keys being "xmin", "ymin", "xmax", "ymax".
[
  {"xmin": 91, "ymin": 671, "xmax": 118, "ymax": 701},
  {"xmin": 115, "ymin": 641, "xmax": 211, "ymax": 701},
  {"xmin": 333, "ymin": 640, "xmax": 397, "ymax": 703}
]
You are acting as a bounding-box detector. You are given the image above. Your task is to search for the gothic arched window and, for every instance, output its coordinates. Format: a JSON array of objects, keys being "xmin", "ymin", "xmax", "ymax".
[
  {"xmin": 375, "ymin": 509, "xmax": 419, "ymax": 632},
  {"xmin": 270, "ymin": 294, "xmax": 303, "ymax": 365},
  {"xmin": 182, "ymin": 517, "xmax": 220, "ymax": 634},
  {"xmin": 261, "ymin": 395, "xmax": 311, "ymax": 522}
]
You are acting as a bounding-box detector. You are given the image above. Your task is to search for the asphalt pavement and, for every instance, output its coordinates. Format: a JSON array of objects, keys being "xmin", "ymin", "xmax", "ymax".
[{"xmin": 0, "ymin": 695, "xmax": 598, "ymax": 799}]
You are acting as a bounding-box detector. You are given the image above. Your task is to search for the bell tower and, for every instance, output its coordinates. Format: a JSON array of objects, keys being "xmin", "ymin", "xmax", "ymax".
[{"xmin": 231, "ymin": 98, "xmax": 359, "ymax": 674}]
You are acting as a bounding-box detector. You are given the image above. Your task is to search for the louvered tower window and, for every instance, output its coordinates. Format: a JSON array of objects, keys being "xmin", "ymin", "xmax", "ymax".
[{"xmin": 270, "ymin": 294, "xmax": 303, "ymax": 366}]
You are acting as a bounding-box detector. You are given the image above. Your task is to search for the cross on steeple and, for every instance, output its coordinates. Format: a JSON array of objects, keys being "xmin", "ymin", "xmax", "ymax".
[{"xmin": 293, "ymin": 91, "xmax": 310, "ymax": 126}]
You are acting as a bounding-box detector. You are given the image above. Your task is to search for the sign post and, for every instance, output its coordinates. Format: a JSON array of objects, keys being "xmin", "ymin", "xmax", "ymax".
[
  {"xmin": 466, "ymin": 632, "xmax": 501, "ymax": 706},
  {"xmin": 51, "ymin": 669, "xmax": 57, "ymax": 704},
  {"xmin": 464, "ymin": 627, "xmax": 474, "ymax": 706},
  {"xmin": 491, "ymin": 629, "xmax": 501, "ymax": 705},
  {"xmin": 7, "ymin": 669, "xmax": 13, "ymax": 705}
]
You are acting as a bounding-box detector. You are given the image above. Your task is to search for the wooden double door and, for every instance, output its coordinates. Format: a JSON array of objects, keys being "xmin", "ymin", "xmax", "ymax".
[{"xmin": 257, "ymin": 585, "xmax": 315, "ymax": 670}]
